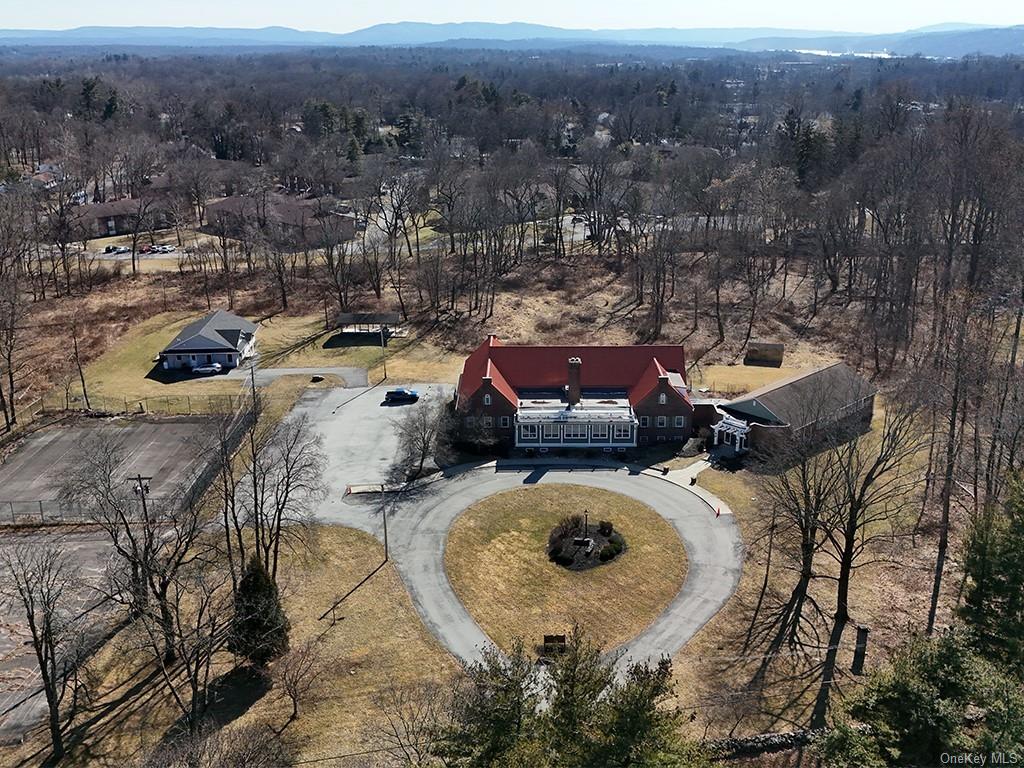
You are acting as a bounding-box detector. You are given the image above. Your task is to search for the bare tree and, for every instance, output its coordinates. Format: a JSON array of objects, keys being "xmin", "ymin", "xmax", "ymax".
[
  {"xmin": 137, "ymin": 722, "xmax": 292, "ymax": 768},
  {"xmin": 810, "ymin": 385, "xmax": 927, "ymax": 728},
  {"xmin": 370, "ymin": 679, "xmax": 450, "ymax": 767},
  {"xmin": 137, "ymin": 566, "xmax": 229, "ymax": 736},
  {"xmin": 391, "ymin": 397, "xmax": 454, "ymax": 482},
  {"xmin": 223, "ymin": 413, "xmax": 326, "ymax": 587},
  {"xmin": 0, "ymin": 544, "xmax": 84, "ymax": 762},
  {"xmin": 272, "ymin": 637, "xmax": 327, "ymax": 729},
  {"xmin": 62, "ymin": 433, "xmax": 208, "ymax": 663}
]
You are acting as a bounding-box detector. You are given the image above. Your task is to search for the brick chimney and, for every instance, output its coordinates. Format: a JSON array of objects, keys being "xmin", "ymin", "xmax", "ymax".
[{"xmin": 567, "ymin": 357, "xmax": 582, "ymax": 407}]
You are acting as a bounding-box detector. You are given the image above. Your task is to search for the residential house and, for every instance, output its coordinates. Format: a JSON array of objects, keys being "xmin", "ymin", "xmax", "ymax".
[
  {"xmin": 73, "ymin": 197, "xmax": 174, "ymax": 238},
  {"xmin": 455, "ymin": 335, "xmax": 693, "ymax": 451},
  {"xmin": 159, "ymin": 310, "xmax": 257, "ymax": 371},
  {"xmin": 205, "ymin": 193, "xmax": 355, "ymax": 246},
  {"xmin": 712, "ymin": 362, "xmax": 876, "ymax": 455}
]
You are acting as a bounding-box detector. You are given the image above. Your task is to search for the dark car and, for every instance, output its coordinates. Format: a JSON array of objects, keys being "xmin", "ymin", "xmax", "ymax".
[{"xmin": 384, "ymin": 388, "xmax": 419, "ymax": 404}]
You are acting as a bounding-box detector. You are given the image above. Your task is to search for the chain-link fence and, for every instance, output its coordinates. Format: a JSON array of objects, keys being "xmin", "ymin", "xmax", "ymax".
[
  {"xmin": 1, "ymin": 392, "xmax": 256, "ymax": 526},
  {"xmin": 0, "ymin": 497, "xmax": 179, "ymax": 525},
  {"xmin": 37, "ymin": 392, "xmax": 250, "ymax": 417}
]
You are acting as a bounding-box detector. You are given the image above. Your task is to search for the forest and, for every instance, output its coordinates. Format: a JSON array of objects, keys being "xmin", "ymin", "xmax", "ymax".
[{"xmin": 2, "ymin": 42, "xmax": 1024, "ymax": 766}]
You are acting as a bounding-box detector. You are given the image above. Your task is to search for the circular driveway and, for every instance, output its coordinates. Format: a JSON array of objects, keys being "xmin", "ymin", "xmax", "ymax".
[{"xmin": 332, "ymin": 464, "xmax": 743, "ymax": 668}]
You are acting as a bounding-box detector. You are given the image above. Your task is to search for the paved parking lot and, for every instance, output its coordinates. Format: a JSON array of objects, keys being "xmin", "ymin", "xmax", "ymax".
[
  {"xmin": 0, "ymin": 528, "xmax": 112, "ymax": 745},
  {"xmin": 288, "ymin": 382, "xmax": 455, "ymax": 512},
  {"xmin": 0, "ymin": 417, "xmax": 218, "ymax": 507}
]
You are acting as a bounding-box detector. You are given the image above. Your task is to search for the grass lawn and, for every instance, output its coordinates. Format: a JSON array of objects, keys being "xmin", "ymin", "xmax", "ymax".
[
  {"xmin": 688, "ymin": 364, "xmax": 813, "ymax": 398},
  {"xmin": 0, "ymin": 526, "xmax": 458, "ymax": 767},
  {"xmin": 257, "ymin": 314, "xmax": 465, "ymax": 384},
  {"xmin": 82, "ymin": 311, "xmax": 243, "ymax": 405},
  {"xmin": 444, "ymin": 485, "xmax": 687, "ymax": 654}
]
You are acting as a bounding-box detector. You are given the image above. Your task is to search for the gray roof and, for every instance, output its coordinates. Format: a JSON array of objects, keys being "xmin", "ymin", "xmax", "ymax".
[
  {"xmin": 161, "ymin": 310, "xmax": 257, "ymax": 355},
  {"xmin": 723, "ymin": 363, "xmax": 876, "ymax": 429},
  {"xmin": 335, "ymin": 312, "xmax": 401, "ymax": 326}
]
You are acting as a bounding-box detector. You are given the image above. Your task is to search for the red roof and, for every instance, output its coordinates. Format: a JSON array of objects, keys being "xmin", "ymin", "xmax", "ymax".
[{"xmin": 456, "ymin": 336, "xmax": 689, "ymax": 408}]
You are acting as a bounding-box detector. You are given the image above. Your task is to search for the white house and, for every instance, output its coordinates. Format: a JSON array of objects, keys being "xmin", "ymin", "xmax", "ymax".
[{"xmin": 159, "ymin": 310, "xmax": 257, "ymax": 371}]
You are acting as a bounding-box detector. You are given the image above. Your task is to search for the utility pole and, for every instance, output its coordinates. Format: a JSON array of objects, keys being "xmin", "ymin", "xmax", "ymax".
[
  {"xmin": 379, "ymin": 325, "xmax": 388, "ymax": 381},
  {"xmin": 131, "ymin": 474, "xmax": 153, "ymax": 518},
  {"xmin": 380, "ymin": 483, "xmax": 389, "ymax": 562}
]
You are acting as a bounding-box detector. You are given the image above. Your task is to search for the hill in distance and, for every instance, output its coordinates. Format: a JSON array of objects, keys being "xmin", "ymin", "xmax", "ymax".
[{"xmin": 0, "ymin": 21, "xmax": 1020, "ymax": 58}]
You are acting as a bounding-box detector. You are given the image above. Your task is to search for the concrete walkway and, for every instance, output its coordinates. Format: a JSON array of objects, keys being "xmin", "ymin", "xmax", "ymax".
[{"xmin": 327, "ymin": 460, "xmax": 743, "ymax": 668}]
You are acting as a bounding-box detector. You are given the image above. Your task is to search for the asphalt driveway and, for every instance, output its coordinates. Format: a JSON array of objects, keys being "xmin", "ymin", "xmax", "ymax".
[
  {"xmin": 295, "ymin": 384, "xmax": 742, "ymax": 669},
  {"xmin": 289, "ymin": 382, "xmax": 455, "ymax": 497}
]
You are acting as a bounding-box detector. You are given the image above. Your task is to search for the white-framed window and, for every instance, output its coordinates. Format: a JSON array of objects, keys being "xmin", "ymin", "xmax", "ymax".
[
  {"xmin": 658, "ymin": 393, "xmax": 667, "ymax": 405},
  {"xmin": 520, "ymin": 424, "xmax": 539, "ymax": 440},
  {"xmin": 483, "ymin": 394, "xmax": 492, "ymax": 406},
  {"xmin": 591, "ymin": 423, "xmax": 609, "ymax": 440},
  {"xmin": 564, "ymin": 424, "xmax": 587, "ymax": 440},
  {"xmin": 657, "ymin": 416, "xmax": 667, "ymax": 428},
  {"xmin": 639, "ymin": 416, "xmax": 650, "ymax": 427},
  {"xmin": 500, "ymin": 416, "xmax": 511, "ymax": 428},
  {"xmin": 657, "ymin": 435, "xmax": 666, "ymax": 442},
  {"xmin": 613, "ymin": 423, "xmax": 632, "ymax": 440},
  {"xmin": 543, "ymin": 424, "xmax": 561, "ymax": 441},
  {"xmin": 675, "ymin": 415, "xmax": 685, "ymax": 428},
  {"xmin": 481, "ymin": 416, "xmax": 493, "ymax": 428},
  {"xmin": 465, "ymin": 416, "xmax": 476, "ymax": 428}
]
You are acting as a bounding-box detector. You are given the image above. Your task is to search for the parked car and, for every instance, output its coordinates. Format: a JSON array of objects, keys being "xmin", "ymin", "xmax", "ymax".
[
  {"xmin": 191, "ymin": 363, "xmax": 223, "ymax": 375},
  {"xmin": 384, "ymin": 388, "xmax": 419, "ymax": 404},
  {"xmin": 114, "ymin": 246, "xmax": 130, "ymax": 254}
]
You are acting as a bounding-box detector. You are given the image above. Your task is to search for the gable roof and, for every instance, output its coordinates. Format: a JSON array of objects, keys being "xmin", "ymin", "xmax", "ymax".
[
  {"xmin": 161, "ymin": 310, "xmax": 258, "ymax": 355},
  {"xmin": 457, "ymin": 336, "xmax": 689, "ymax": 408},
  {"xmin": 723, "ymin": 362, "xmax": 876, "ymax": 429}
]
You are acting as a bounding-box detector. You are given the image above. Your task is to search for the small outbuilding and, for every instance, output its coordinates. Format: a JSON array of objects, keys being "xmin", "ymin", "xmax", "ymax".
[{"xmin": 159, "ymin": 310, "xmax": 258, "ymax": 371}]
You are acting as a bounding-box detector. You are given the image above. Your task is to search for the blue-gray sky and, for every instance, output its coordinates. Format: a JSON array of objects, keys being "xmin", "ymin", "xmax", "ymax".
[{"xmin": 3, "ymin": 0, "xmax": 1021, "ymax": 34}]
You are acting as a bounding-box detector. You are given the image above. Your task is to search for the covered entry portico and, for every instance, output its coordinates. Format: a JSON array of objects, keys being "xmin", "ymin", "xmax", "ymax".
[{"xmin": 712, "ymin": 414, "xmax": 750, "ymax": 453}]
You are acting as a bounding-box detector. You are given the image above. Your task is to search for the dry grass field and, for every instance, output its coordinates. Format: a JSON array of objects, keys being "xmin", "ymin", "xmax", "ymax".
[
  {"xmin": 0, "ymin": 526, "xmax": 458, "ymax": 767},
  {"xmin": 444, "ymin": 484, "xmax": 687, "ymax": 654}
]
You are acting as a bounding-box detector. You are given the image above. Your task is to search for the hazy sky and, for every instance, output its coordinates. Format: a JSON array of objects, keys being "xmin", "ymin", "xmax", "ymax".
[{"xmin": 4, "ymin": 0, "xmax": 1022, "ymax": 34}]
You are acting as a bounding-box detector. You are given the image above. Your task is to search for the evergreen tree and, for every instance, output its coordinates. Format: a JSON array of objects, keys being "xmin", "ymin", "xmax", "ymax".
[
  {"xmin": 229, "ymin": 556, "xmax": 290, "ymax": 667},
  {"xmin": 435, "ymin": 641, "xmax": 542, "ymax": 766},
  {"xmin": 817, "ymin": 629, "xmax": 1024, "ymax": 767},
  {"xmin": 962, "ymin": 484, "xmax": 1024, "ymax": 670},
  {"xmin": 546, "ymin": 626, "xmax": 615, "ymax": 766},
  {"xmin": 346, "ymin": 136, "xmax": 363, "ymax": 173},
  {"xmin": 432, "ymin": 630, "xmax": 706, "ymax": 768}
]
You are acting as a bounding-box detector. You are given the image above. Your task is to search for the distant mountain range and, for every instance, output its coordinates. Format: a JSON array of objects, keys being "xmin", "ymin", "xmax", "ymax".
[{"xmin": 0, "ymin": 21, "xmax": 1021, "ymax": 58}]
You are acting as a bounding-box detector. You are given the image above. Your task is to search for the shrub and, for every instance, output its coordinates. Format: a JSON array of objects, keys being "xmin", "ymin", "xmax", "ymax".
[
  {"xmin": 548, "ymin": 542, "xmax": 563, "ymax": 562},
  {"xmin": 598, "ymin": 520, "xmax": 613, "ymax": 537},
  {"xmin": 551, "ymin": 514, "xmax": 583, "ymax": 545},
  {"xmin": 599, "ymin": 535, "xmax": 625, "ymax": 562}
]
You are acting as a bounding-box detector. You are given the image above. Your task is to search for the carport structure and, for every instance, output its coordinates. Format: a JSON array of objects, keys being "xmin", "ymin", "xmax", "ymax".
[{"xmin": 334, "ymin": 312, "xmax": 401, "ymax": 335}]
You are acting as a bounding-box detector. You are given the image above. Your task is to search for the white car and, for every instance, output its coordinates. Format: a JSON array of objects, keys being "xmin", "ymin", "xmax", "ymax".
[{"xmin": 191, "ymin": 363, "xmax": 223, "ymax": 375}]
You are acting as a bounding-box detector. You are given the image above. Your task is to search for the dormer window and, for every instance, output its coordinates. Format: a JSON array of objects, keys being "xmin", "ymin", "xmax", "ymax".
[
  {"xmin": 483, "ymin": 394, "xmax": 492, "ymax": 406},
  {"xmin": 658, "ymin": 393, "xmax": 667, "ymax": 405}
]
